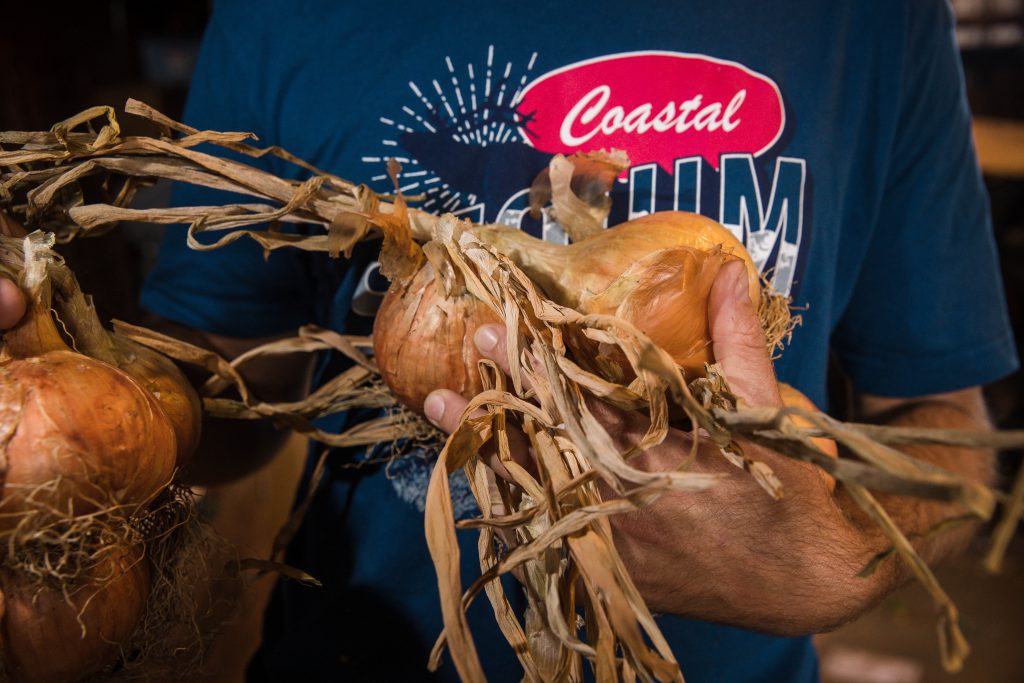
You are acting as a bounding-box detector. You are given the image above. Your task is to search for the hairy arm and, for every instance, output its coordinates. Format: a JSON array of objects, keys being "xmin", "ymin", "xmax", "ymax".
[
  {"xmin": 424, "ymin": 262, "xmax": 998, "ymax": 636},
  {"xmin": 612, "ymin": 388, "xmax": 994, "ymax": 636},
  {"xmin": 843, "ymin": 388, "xmax": 996, "ymax": 567}
]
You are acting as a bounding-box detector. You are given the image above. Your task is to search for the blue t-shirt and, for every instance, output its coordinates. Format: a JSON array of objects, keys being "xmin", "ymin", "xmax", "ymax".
[{"xmin": 142, "ymin": 1, "xmax": 1018, "ymax": 681}]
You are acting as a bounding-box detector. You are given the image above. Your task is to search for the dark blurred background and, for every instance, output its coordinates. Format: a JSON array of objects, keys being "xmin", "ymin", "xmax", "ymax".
[
  {"xmin": 1, "ymin": 1, "xmax": 209, "ymax": 324},
  {"xmin": 1, "ymin": 1, "xmax": 1022, "ymax": 681}
]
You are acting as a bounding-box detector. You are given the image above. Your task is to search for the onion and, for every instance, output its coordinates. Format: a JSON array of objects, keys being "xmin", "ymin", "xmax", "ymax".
[
  {"xmin": 1, "ymin": 215, "xmax": 200, "ymax": 469},
  {"xmin": 0, "ymin": 346, "xmax": 178, "ymax": 519},
  {"xmin": 374, "ymin": 260, "xmax": 500, "ymax": 411},
  {"xmin": 0, "ymin": 544, "xmax": 150, "ymax": 683},
  {"xmin": 0, "ymin": 227, "xmax": 195, "ymax": 681},
  {"xmin": 373, "ymin": 211, "xmax": 760, "ymax": 411},
  {"xmin": 103, "ymin": 333, "xmax": 201, "ymax": 468},
  {"xmin": 0, "ymin": 277, "xmax": 179, "ymax": 522}
]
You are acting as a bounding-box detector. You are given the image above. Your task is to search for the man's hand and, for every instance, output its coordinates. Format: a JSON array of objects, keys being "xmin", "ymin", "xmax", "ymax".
[{"xmin": 421, "ymin": 261, "xmax": 995, "ymax": 636}]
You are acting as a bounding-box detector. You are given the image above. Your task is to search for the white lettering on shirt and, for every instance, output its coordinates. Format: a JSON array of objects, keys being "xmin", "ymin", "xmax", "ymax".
[{"xmin": 560, "ymin": 87, "xmax": 746, "ymax": 145}]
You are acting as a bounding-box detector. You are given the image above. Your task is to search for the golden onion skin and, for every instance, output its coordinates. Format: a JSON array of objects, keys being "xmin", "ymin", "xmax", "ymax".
[
  {"xmin": 373, "ymin": 211, "xmax": 763, "ymax": 408},
  {"xmin": 109, "ymin": 334, "xmax": 202, "ymax": 467},
  {"xmin": 0, "ymin": 350, "xmax": 178, "ymax": 521},
  {"xmin": 373, "ymin": 263, "xmax": 500, "ymax": 413},
  {"xmin": 0, "ymin": 546, "xmax": 150, "ymax": 683},
  {"xmin": 476, "ymin": 212, "xmax": 760, "ymax": 379},
  {"xmin": 578, "ymin": 243, "xmax": 734, "ymax": 379},
  {"xmin": 476, "ymin": 211, "xmax": 760, "ymax": 312}
]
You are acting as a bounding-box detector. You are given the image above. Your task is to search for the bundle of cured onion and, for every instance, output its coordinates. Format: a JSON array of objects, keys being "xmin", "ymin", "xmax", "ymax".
[{"xmin": 0, "ymin": 224, "xmax": 208, "ymax": 682}]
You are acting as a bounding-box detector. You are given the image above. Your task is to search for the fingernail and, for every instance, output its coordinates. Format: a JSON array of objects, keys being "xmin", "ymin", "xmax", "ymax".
[
  {"xmin": 424, "ymin": 392, "xmax": 446, "ymax": 425},
  {"xmin": 475, "ymin": 325, "xmax": 500, "ymax": 352}
]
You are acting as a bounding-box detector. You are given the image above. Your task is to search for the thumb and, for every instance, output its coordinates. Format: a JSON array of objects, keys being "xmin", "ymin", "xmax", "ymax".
[
  {"xmin": 0, "ymin": 213, "xmax": 28, "ymax": 330},
  {"xmin": 0, "ymin": 277, "xmax": 26, "ymax": 330},
  {"xmin": 708, "ymin": 260, "xmax": 780, "ymax": 407}
]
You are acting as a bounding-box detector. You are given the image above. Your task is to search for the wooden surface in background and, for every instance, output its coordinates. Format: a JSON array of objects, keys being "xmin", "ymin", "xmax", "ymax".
[
  {"xmin": 818, "ymin": 538, "xmax": 1024, "ymax": 683},
  {"xmin": 974, "ymin": 117, "xmax": 1024, "ymax": 177}
]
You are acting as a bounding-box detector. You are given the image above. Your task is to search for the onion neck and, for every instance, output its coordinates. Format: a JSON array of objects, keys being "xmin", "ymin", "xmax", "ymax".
[
  {"xmin": 473, "ymin": 225, "xmax": 567, "ymax": 299},
  {"xmin": 0, "ymin": 243, "xmax": 107, "ymax": 361},
  {"xmin": 3, "ymin": 296, "xmax": 69, "ymax": 359},
  {"xmin": 48, "ymin": 264, "xmax": 119, "ymax": 365}
]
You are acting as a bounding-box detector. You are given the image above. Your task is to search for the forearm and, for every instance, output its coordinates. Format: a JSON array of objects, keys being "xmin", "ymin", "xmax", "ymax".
[
  {"xmin": 610, "ymin": 389, "xmax": 996, "ymax": 635},
  {"xmin": 839, "ymin": 388, "xmax": 996, "ymax": 572},
  {"xmin": 751, "ymin": 388, "xmax": 998, "ymax": 632}
]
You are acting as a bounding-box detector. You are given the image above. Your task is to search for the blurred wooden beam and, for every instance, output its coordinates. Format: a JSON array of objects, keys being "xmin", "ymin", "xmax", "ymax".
[{"xmin": 974, "ymin": 117, "xmax": 1024, "ymax": 178}]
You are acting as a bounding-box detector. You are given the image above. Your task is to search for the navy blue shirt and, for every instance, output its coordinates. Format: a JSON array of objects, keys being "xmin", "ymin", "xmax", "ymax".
[{"xmin": 143, "ymin": 1, "xmax": 1018, "ymax": 681}]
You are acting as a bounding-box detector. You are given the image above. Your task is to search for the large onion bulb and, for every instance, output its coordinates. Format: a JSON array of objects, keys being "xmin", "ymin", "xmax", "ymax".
[
  {"xmin": 0, "ymin": 345, "xmax": 178, "ymax": 519},
  {"xmin": 0, "ymin": 545, "xmax": 150, "ymax": 683},
  {"xmin": 373, "ymin": 211, "xmax": 759, "ymax": 411}
]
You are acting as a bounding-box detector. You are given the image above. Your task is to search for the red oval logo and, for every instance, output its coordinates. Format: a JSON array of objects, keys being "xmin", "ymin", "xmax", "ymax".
[{"xmin": 517, "ymin": 52, "xmax": 785, "ymax": 172}]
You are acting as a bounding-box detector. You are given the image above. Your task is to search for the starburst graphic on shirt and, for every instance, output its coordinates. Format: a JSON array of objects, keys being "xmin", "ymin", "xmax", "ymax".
[{"xmin": 361, "ymin": 46, "xmax": 540, "ymax": 214}]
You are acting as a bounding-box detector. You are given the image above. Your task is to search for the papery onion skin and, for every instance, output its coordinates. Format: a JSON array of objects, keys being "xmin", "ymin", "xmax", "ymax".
[
  {"xmin": 0, "ymin": 350, "xmax": 178, "ymax": 521},
  {"xmin": 373, "ymin": 263, "xmax": 500, "ymax": 413},
  {"xmin": 0, "ymin": 545, "xmax": 150, "ymax": 683},
  {"xmin": 373, "ymin": 211, "xmax": 763, "ymax": 409},
  {"xmin": 476, "ymin": 211, "xmax": 760, "ymax": 379},
  {"xmin": 475, "ymin": 211, "xmax": 759, "ymax": 312},
  {"xmin": 108, "ymin": 333, "xmax": 202, "ymax": 467}
]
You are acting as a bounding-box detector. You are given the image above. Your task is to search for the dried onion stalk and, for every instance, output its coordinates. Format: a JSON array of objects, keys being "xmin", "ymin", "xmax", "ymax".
[
  {"xmin": 374, "ymin": 210, "xmax": 762, "ymax": 409},
  {"xmin": 2, "ymin": 103, "xmax": 1023, "ymax": 682}
]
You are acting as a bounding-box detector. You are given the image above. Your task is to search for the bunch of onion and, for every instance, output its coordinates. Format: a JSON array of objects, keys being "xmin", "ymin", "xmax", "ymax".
[
  {"xmin": 371, "ymin": 161, "xmax": 838, "ymax": 680},
  {"xmin": 0, "ymin": 224, "xmax": 202, "ymax": 682},
  {"xmin": 372, "ymin": 158, "xmax": 839, "ymax": 539},
  {"xmin": 374, "ymin": 210, "xmax": 836, "ymax": 481},
  {"xmin": 375, "ymin": 210, "xmax": 757, "ymax": 402},
  {"xmin": 373, "ymin": 153, "xmax": 830, "ymax": 455}
]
